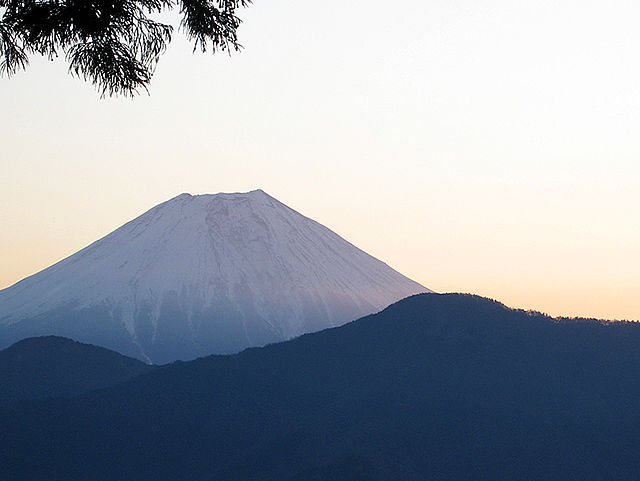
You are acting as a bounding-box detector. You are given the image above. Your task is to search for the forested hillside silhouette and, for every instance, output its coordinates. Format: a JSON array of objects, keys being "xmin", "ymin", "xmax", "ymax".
[{"xmin": 2, "ymin": 293, "xmax": 640, "ymax": 480}]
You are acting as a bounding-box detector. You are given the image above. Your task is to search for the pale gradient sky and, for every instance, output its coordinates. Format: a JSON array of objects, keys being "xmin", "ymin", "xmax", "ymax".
[{"xmin": 1, "ymin": 0, "xmax": 639, "ymax": 320}]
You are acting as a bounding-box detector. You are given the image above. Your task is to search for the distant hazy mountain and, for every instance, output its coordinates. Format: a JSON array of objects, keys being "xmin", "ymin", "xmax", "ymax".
[
  {"xmin": 0, "ymin": 336, "xmax": 154, "ymax": 404},
  {"xmin": 3, "ymin": 293, "xmax": 640, "ymax": 480},
  {"xmin": 0, "ymin": 190, "xmax": 429, "ymax": 363}
]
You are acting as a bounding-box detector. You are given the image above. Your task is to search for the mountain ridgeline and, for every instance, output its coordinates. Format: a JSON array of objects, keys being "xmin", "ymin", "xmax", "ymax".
[
  {"xmin": 0, "ymin": 336, "xmax": 155, "ymax": 404},
  {"xmin": 2, "ymin": 293, "xmax": 640, "ymax": 480},
  {"xmin": 0, "ymin": 190, "xmax": 429, "ymax": 364}
]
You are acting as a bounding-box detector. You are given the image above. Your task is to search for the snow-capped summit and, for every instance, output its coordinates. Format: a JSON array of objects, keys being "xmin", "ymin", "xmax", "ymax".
[{"xmin": 0, "ymin": 190, "xmax": 431, "ymax": 363}]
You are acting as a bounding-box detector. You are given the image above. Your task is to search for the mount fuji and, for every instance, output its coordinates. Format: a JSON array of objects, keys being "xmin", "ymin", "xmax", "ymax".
[{"xmin": 0, "ymin": 190, "xmax": 430, "ymax": 363}]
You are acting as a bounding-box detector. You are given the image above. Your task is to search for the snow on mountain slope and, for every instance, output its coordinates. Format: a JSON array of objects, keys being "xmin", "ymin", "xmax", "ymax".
[{"xmin": 0, "ymin": 190, "xmax": 431, "ymax": 363}]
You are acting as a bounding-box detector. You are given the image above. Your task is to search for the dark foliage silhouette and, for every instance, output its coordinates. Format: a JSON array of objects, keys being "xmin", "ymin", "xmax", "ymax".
[{"xmin": 0, "ymin": 0, "xmax": 251, "ymax": 96}]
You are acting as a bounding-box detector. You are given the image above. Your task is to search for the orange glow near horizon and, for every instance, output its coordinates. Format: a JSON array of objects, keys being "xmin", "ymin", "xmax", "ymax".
[{"xmin": 1, "ymin": 0, "xmax": 639, "ymax": 322}]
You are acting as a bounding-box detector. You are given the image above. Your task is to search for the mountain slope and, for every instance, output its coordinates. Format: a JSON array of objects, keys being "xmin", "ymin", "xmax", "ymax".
[
  {"xmin": 0, "ymin": 336, "xmax": 154, "ymax": 405},
  {"xmin": 0, "ymin": 190, "xmax": 429, "ymax": 363},
  {"xmin": 2, "ymin": 293, "xmax": 640, "ymax": 480}
]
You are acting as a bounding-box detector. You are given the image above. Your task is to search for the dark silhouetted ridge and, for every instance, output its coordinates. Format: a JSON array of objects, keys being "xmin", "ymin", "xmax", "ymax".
[
  {"xmin": 2, "ymin": 293, "xmax": 640, "ymax": 480},
  {"xmin": 0, "ymin": 336, "xmax": 155, "ymax": 404}
]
